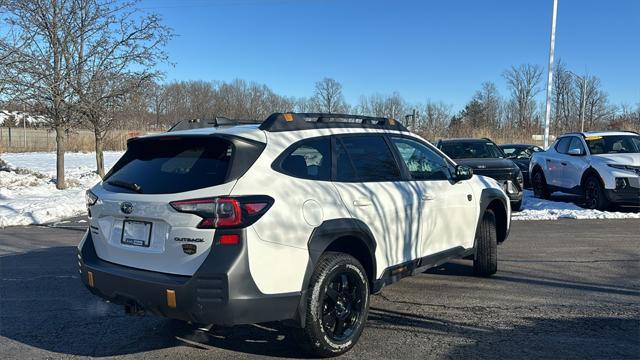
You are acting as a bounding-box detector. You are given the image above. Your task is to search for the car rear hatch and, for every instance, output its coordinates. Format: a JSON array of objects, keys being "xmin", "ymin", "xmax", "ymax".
[{"xmin": 87, "ymin": 133, "xmax": 265, "ymax": 276}]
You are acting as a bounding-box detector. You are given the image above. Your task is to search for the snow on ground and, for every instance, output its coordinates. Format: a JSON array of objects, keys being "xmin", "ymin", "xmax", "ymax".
[
  {"xmin": 0, "ymin": 151, "xmax": 638, "ymax": 226},
  {"xmin": 0, "ymin": 151, "xmax": 123, "ymax": 227},
  {"xmin": 513, "ymin": 190, "xmax": 640, "ymax": 221}
]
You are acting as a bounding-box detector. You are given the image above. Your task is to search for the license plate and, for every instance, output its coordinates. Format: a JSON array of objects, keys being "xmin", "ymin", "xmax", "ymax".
[{"xmin": 121, "ymin": 220, "xmax": 152, "ymax": 247}]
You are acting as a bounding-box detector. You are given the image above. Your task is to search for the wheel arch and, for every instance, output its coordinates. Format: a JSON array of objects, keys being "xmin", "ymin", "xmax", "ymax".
[
  {"xmin": 292, "ymin": 218, "xmax": 377, "ymax": 327},
  {"xmin": 477, "ymin": 188, "xmax": 509, "ymax": 244},
  {"xmin": 531, "ymin": 163, "xmax": 545, "ymax": 179},
  {"xmin": 580, "ymin": 167, "xmax": 606, "ymax": 191},
  {"xmin": 304, "ymin": 219, "xmax": 377, "ymax": 287}
]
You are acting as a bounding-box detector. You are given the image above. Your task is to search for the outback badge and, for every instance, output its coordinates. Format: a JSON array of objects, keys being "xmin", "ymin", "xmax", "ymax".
[{"xmin": 182, "ymin": 244, "xmax": 197, "ymax": 255}]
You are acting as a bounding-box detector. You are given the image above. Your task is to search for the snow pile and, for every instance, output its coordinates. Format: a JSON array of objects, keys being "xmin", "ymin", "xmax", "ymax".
[
  {"xmin": 513, "ymin": 190, "xmax": 640, "ymax": 221},
  {"xmin": 0, "ymin": 151, "xmax": 638, "ymax": 226},
  {"xmin": 0, "ymin": 151, "xmax": 123, "ymax": 227}
]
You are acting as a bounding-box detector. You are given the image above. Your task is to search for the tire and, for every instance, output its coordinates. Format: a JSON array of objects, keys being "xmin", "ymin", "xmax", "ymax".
[
  {"xmin": 298, "ymin": 252, "xmax": 370, "ymax": 357},
  {"xmin": 473, "ymin": 209, "xmax": 498, "ymax": 277},
  {"xmin": 511, "ymin": 199, "xmax": 523, "ymax": 212},
  {"xmin": 584, "ymin": 175, "xmax": 610, "ymax": 210},
  {"xmin": 532, "ymin": 170, "xmax": 550, "ymax": 199}
]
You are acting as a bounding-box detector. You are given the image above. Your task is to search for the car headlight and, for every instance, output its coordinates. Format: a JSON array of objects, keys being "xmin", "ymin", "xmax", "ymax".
[
  {"xmin": 608, "ymin": 164, "xmax": 632, "ymax": 170},
  {"xmin": 85, "ymin": 190, "xmax": 98, "ymax": 207},
  {"xmin": 608, "ymin": 164, "xmax": 640, "ymax": 175}
]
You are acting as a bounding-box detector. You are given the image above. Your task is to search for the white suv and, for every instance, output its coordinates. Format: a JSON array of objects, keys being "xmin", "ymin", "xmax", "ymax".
[
  {"xmin": 529, "ymin": 131, "xmax": 640, "ymax": 209},
  {"xmin": 79, "ymin": 113, "xmax": 511, "ymax": 356}
]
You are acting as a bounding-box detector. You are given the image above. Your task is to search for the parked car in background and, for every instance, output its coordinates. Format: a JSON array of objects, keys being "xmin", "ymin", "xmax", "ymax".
[
  {"xmin": 499, "ymin": 144, "xmax": 544, "ymax": 189},
  {"xmin": 529, "ymin": 131, "xmax": 640, "ymax": 210},
  {"xmin": 437, "ymin": 138, "xmax": 524, "ymax": 210}
]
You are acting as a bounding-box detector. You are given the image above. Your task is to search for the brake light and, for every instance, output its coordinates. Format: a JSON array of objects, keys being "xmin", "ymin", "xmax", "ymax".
[
  {"xmin": 170, "ymin": 196, "xmax": 274, "ymax": 229},
  {"xmin": 219, "ymin": 234, "xmax": 240, "ymax": 245}
]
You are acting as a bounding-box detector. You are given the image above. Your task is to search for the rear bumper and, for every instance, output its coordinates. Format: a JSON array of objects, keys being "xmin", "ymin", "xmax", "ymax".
[
  {"xmin": 604, "ymin": 188, "xmax": 640, "ymax": 206},
  {"xmin": 78, "ymin": 230, "xmax": 301, "ymax": 326}
]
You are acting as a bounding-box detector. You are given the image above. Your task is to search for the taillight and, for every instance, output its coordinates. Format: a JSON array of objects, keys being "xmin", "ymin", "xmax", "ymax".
[{"xmin": 170, "ymin": 196, "xmax": 274, "ymax": 229}]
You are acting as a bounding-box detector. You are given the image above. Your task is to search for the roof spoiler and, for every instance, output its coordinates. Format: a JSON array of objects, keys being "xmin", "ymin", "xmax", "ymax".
[{"xmin": 168, "ymin": 117, "xmax": 261, "ymax": 132}]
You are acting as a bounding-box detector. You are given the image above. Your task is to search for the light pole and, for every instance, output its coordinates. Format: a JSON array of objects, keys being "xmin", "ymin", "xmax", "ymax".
[
  {"xmin": 543, "ymin": 0, "xmax": 558, "ymax": 149},
  {"xmin": 568, "ymin": 70, "xmax": 587, "ymax": 132}
]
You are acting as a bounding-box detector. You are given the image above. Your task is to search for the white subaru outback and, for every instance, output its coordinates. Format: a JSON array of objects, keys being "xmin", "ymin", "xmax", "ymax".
[
  {"xmin": 79, "ymin": 113, "xmax": 511, "ymax": 356},
  {"xmin": 529, "ymin": 131, "xmax": 640, "ymax": 210}
]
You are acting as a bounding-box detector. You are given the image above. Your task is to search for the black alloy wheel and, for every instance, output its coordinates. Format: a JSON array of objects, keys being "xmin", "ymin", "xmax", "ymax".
[{"xmin": 320, "ymin": 271, "xmax": 364, "ymax": 342}]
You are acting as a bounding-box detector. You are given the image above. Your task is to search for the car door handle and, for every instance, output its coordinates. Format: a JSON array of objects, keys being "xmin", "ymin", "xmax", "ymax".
[
  {"xmin": 421, "ymin": 193, "xmax": 436, "ymax": 201},
  {"xmin": 561, "ymin": 162, "xmax": 567, "ymax": 166},
  {"xmin": 353, "ymin": 198, "xmax": 373, "ymax": 207},
  {"xmin": 546, "ymin": 159, "xmax": 551, "ymax": 162}
]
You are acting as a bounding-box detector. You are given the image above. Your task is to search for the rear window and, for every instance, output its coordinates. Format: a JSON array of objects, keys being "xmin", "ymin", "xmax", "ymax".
[
  {"xmin": 279, "ymin": 137, "xmax": 331, "ymax": 180},
  {"xmin": 104, "ymin": 137, "xmax": 233, "ymax": 194}
]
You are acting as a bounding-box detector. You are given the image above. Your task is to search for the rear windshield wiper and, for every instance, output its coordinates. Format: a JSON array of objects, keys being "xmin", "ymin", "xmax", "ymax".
[{"xmin": 106, "ymin": 179, "xmax": 143, "ymax": 193}]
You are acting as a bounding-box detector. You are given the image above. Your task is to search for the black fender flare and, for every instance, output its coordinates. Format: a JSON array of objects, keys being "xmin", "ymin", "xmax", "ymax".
[
  {"xmin": 475, "ymin": 188, "xmax": 510, "ymax": 246},
  {"xmin": 291, "ymin": 218, "xmax": 377, "ymax": 327}
]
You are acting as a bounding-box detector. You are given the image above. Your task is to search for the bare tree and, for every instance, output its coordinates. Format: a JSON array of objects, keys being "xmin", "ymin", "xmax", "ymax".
[
  {"xmin": 356, "ymin": 92, "xmax": 406, "ymax": 119},
  {"xmin": 148, "ymin": 81, "xmax": 167, "ymax": 129},
  {"xmin": 1, "ymin": 0, "xmax": 79, "ymax": 189},
  {"xmin": 419, "ymin": 100, "xmax": 452, "ymax": 141},
  {"xmin": 471, "ymin": 81, "xmax": 502, "ymax": 129},
  {"xmin": 552, "ymin": 61, "xmax": 576, "ymax": 133},
  {"xmin": 69, "ymin": 0, "xmax": 172, "ymax": 177},
  {"xmin": 312, "ymin": 77, "xmax": 348, "ymax": 113},
  {"xmin": 503, "ymin": 64, "xmax": 543, "ymax": 130}
]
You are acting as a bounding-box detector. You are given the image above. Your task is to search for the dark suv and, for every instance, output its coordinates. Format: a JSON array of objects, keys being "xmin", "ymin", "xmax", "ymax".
[{"xmin": 437, "ymin": 138, "xmax": 524, "ymax": 210}]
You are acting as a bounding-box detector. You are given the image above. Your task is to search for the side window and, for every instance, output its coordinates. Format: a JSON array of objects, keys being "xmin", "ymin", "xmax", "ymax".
[
  {"xmin": 390, "ymin": 137, "xmax": 450, "ymax": 181},
  {"xmin": 568, "ymin": 137, "xmax": 585, "ymax": 154},
  {"xmin": 279, "ymin": 137, "xmax": 331, "ymax": 180},
  {"xmin": 335, "ymin": 135, "xmax": 401, "ymax": 182},
  {"xmin": 555, "ymin": 137, "xmax": 571, "ymax": 154}
]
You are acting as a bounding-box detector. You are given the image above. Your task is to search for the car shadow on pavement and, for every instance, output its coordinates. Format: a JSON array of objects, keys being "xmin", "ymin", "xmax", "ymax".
[
  {"xmin": 0, "ymin": 246, "xmax": 311, "ymax": 358},
  {"xmin": 367, "ymin": 306, "xmax": 639, "ymax": 359}
]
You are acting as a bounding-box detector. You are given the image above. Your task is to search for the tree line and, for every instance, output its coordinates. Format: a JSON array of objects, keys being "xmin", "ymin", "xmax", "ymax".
[{"xmin": 1, "ymin": 1, "xmax": 638, "ymax": 189}]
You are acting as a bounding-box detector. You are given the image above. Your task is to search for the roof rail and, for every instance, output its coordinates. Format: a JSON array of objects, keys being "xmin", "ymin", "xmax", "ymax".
[
  {"xmin": 259, "ymin": 112, "xmax": 408, "ymax": 132},
  {"xmin": 167, "ymin": 117, "xmax": 261, "ymax": 132}
]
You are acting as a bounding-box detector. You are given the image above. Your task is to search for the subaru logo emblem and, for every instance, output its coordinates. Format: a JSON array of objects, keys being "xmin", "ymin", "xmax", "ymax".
[{"xmin": 120, "ymin": 202, "xmax": 134, "ymax": 214}]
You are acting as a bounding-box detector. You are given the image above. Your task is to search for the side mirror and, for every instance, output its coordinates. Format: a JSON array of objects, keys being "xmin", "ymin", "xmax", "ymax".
[
  {"xmin": 453, "ymin": 165, "xmax": 473, "ymax": 181},
  {"xmin": 567, "ymin": 148, "xmax": 584, "ymax": 156}
]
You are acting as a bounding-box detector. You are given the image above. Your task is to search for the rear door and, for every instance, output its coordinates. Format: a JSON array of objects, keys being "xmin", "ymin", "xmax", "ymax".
[
  {"xmin": 331, "ymin": 134, "xmax": 421, "ymax": 274},
  {"xmin": 388, "ymin": 136, "xmax": 477, "ymax": 256},
  {"xmin": 89, "ymin": 135, "xmax": 263, "ymax": 276}
]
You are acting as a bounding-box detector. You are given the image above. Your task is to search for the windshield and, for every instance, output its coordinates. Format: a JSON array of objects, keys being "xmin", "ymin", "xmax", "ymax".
[
  {"xmin": 502, "ymin": 146, "xmax": 543, "ymax": 159},
  {"xmin": 585, "ymin": 135, "xmax": 640, "ymax": 155},
  {"xmin": 440, "ymin": 141, "xmax": 505, "ymax": 159}
]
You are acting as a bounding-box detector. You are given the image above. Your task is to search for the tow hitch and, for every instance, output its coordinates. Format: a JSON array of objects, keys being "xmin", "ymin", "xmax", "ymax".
[{"xmin": 124, "ymin": 302, "xmax": 145, "ymax": 316}]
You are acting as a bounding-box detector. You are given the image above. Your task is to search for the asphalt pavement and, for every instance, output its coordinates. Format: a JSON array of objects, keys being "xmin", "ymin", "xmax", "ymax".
[{"xmin": 0, "ymin": 218, "xmax": 638, "ymax": 359}]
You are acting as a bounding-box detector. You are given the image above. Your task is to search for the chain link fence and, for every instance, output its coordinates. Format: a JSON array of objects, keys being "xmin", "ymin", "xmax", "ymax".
[{"xmin": 0, "ymin": 127, "xmax": 146, "ymax": 153}]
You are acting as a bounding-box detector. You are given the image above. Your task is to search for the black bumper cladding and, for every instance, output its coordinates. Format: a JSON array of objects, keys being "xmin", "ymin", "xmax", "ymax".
[
  {"xmin": 78, "ymin": 230, "xmax": 301, "ymax": 326},
  {"xmin": 605, "ymin": 188, "xmax": 640, "ymax": 206}
]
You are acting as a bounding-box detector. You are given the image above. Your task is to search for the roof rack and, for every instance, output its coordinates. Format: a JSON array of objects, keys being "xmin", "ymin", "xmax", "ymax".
[
  {"xmin": 259, "ymin": 112, "xmax": 408, "ymax": 132},
  {"xmin": 167, "ymin": 117, "xmax": 261, "ymax": 132}
]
